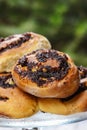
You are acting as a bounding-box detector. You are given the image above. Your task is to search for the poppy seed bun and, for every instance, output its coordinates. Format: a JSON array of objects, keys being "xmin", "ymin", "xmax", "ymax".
[
  {"xmin": 0, "ymin": 72, "xmax": 38, "ymax": 119},
  {"xmin": 12, "ymin": 49, "xmax": 79, "ymax": 98},
  {"xmin": 38, "ymin": 66, "xmax": 87, "ymax": 115},
  {"xmin": 0, "ymin": 32, "xmax": 51, "ymax": 72}
]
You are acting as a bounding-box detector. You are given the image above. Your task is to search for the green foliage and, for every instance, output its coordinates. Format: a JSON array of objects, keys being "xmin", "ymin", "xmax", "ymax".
[{"xmin": 0, "ymin": 0, "xmax": 87, "ymax": 66}]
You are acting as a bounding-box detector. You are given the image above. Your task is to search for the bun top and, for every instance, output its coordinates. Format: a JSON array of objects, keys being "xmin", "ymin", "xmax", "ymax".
[
  {"xmin": 14, "ymin": 49, "xmax": 70, "ymax": 87},
  {"xmin": 0, "ymin": 32, "xmax": 51, "ymax": 54},
  {"xmin": 0, "ymin": 32, "xmax": 31, "ymax": 54}
]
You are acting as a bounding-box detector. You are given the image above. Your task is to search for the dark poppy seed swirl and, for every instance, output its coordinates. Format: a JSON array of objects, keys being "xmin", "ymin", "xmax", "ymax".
[
  {"xmin": 0, "ymin": 73, "xmax": 15, "ymax": 88},
  {"xmin": 14, "ymin": 49, "xmax": 70, "ymax": 86},
  {"xmin": 0, "ymin": 33, "xmax": 31, "ymax": 54}
]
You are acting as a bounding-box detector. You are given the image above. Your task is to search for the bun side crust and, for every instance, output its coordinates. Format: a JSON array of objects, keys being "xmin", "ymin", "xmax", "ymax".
[{"xmin": 38, "ymin": 91, "xmax": 87, "ymax": 115}]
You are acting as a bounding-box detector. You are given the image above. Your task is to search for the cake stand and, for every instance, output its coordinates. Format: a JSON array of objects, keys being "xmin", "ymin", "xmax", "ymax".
[{"xmin": 0, "ymin": 111, "xmax": 87, "ymax": 130}]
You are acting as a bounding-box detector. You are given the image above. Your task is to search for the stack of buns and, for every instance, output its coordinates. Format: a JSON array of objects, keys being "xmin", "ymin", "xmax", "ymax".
[{"xmin": 0, "ymin": 32, "xmax": 87, "ymax": 118}]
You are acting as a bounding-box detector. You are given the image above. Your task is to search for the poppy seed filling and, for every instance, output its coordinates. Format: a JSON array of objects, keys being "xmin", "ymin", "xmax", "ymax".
[
  {"xmin": 78, "ymin": 66, "xmax": 87, "ymax": 79},
  {"xmin": 0, "ymin": 73, "xmax": 15, "ymax": 88},
  {"xmin": 0, "ymin": 33, "xmax": 31, "ymax": 54},
  {"xmin": 0, "ymin": 96, "xmax": 9, "ymax": 101},
  {"xmin": 15, "ymin": 50, "xmax": 70, "ymax": 86}
]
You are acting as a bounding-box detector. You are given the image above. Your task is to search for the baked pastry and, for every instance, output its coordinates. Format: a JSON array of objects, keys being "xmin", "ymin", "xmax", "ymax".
[
  {"xmin": 12, "ymin": 49, "xmax": 79, "ymax": 98},
  {"xmin": 0, "ymin": 72, "xmax": 38, "ymax": 119},
  {"xmin": 0, "ymin": 32, "xmax": 51, "ymax": 72},
  {"xmin": 38, "ymin": 66, "xmax": 87, "ymax": 115}
]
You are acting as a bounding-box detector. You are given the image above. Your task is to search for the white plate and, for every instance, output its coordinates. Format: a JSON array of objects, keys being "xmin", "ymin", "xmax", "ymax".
[{"xmin": 0, "ymin": 111, "xmax": 87, "ymax": 128}]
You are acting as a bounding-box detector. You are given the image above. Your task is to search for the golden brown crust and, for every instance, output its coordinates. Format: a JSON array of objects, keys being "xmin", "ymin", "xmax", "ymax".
[
  {"xmin": 12, "ymin": 49, "xmax": 79, "ymax": 98},
  {"xmin": 38, "ymin": 67, "xmax": 87, "ymax": 115},
  {"xmin": 0, "ymin": 72, "xmax": 38, "ymax": 119},
  {"xmin": 38, "ymin": 98, "xmax": 68, "ymax": 115},
  {"xmin": 38, "ymin": 91, "xmax": 87, "ymax": 115},
  {"xmin": 0, "ymin": 32, "xmax": 51, "ymax": 72}
]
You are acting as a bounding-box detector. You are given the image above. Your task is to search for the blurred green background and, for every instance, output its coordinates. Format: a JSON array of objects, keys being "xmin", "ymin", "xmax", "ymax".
[{"xmin": 0, "ymin": 0, "xmax": 87, "ymax": 66}]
